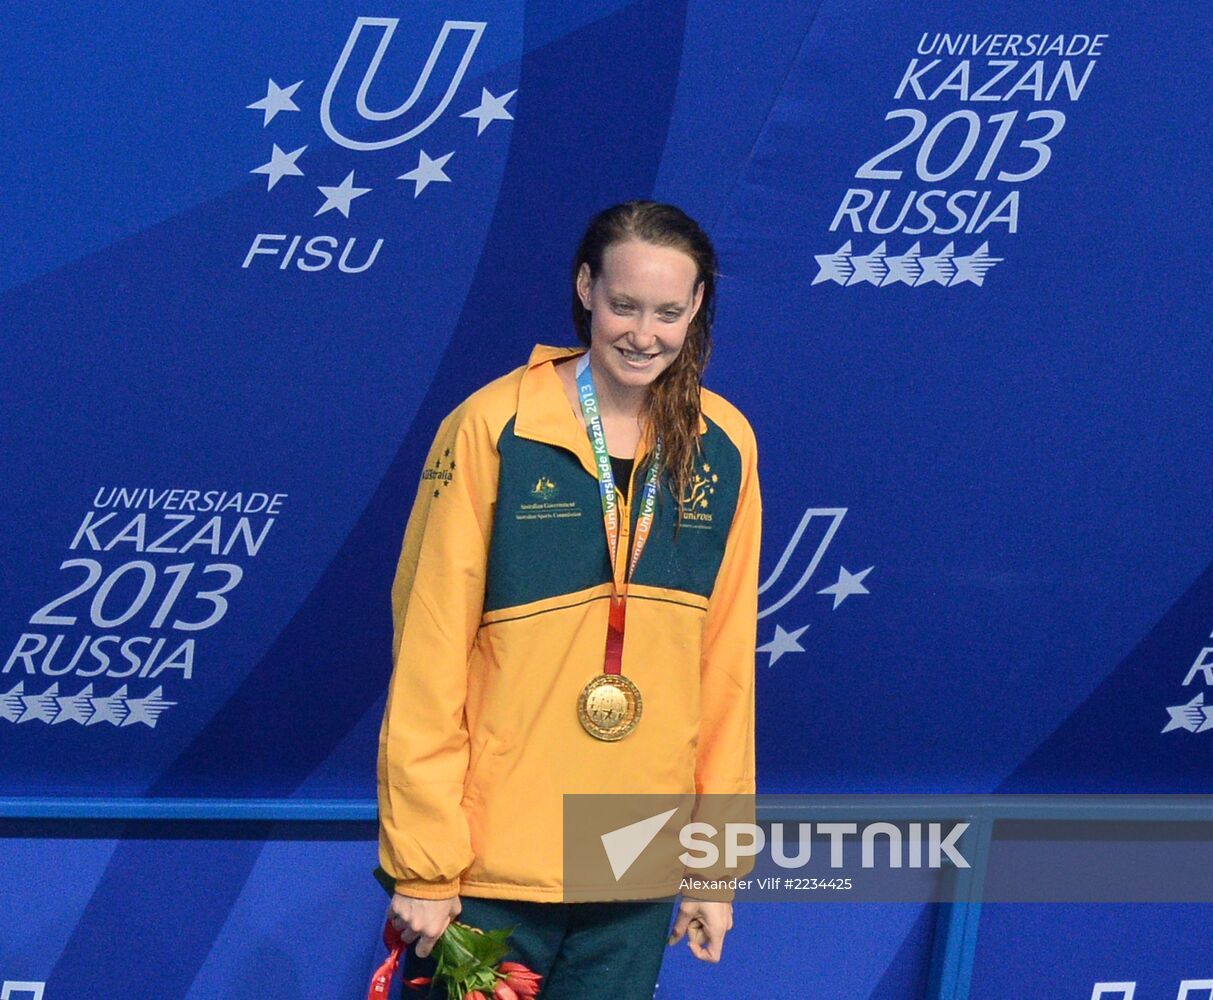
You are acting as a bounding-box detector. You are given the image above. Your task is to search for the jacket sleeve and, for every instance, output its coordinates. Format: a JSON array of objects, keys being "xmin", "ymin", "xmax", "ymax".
[
  {"xmin": 683, "ymin": 415, "xmax": 761, "ymax": 901},
  {"xmin": 377, "ymin": 399, "xmax": 497, "ymax": 898}
]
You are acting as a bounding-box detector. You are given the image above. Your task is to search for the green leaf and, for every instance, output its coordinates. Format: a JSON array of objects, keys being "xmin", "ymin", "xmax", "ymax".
[
  {"xmin": 484, "ymin": 926, "xmax": 514, "ymax": 947},
  {"xmin": 443, "ymin": 976, "xmax": 471, "ymax": 1000},
  {"xmin": 445, "ymin": 923, "xmax": 506, "ymax": 965},
  {"xmin": 438, "ymin": 925, "xmax": 480, "ymax": 965},
  {"xmin": 480, "ymin": 940, "xmax": 509, "ymax": 966}
]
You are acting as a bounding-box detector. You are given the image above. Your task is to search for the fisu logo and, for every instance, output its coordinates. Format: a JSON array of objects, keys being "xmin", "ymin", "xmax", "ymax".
[
  {"xmin": 242, "ymin": 15, "xmax": 516, "ymax": 273},
  {"xmin": 321, "ymin": 18, "xmax": 486, "ymax": 151}
]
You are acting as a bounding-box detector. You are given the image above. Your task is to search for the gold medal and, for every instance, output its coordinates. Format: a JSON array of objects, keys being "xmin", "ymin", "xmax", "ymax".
[{"xmin": 577, "ymin": 673, "xmax": 642, "ymax": 741}]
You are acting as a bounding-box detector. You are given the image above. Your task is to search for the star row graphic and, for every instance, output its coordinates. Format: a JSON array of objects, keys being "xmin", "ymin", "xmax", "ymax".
[
  {"xmin": 246, "ymin": 78, "xmax": 516, "ymax": 213},
  {"xmin": 0, "ymin": 682, "xmax": 176, "ymax": 728},
  {"xmin": 813, "ymin": 241, "xmax": 1002, "ymax": 287},
  {"xmin": 758, "ymin": 565, "xmax": 873, "ymax": 667},
  {"xmin": 1162, "ymin": 693, "xmax": 1213, "ymax": 733}
]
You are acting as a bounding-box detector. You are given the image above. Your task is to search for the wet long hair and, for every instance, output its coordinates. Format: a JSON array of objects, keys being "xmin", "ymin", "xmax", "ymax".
[{"xmin": 571, "ymin": 200, "xmax": 717, "ymax": 516}]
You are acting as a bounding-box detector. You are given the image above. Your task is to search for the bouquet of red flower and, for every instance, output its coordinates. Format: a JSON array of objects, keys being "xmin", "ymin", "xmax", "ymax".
[{"xmin": 368, "ymin": 917, "xmax": 543, "ymax": 1000}]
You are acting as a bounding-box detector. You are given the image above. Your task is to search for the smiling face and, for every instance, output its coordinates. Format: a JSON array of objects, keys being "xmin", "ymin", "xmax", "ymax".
[{"xmin": 575, "ymin": 239, "xmax": 704, "ymax": 400}]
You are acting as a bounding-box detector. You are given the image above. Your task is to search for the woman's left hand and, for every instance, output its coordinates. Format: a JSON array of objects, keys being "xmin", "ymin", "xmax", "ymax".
[{"xmin": 667, "ymin": 898, "xmax": 733, "ymax": 962}]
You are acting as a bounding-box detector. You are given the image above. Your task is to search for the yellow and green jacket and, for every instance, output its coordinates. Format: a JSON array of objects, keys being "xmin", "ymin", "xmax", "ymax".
[{"xmin": 378, "ymin": 343, "xmax": 761, "ymax": 902}]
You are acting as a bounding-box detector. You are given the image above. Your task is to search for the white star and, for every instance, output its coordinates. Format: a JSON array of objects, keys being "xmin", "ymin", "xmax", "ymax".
[
  {"xmin": 1162, "ymin": 693, "xmax": 1206, "ymax": 734},
  {"xmin": 247, "ymin": 79, "xmax": 302, "ymax": 126},
  {"xmin": 460, "ymin": 87, "xmax": 517, "ymax": 135},
  {"xmin": 1, "ymin": 681, "xmax": 26, "ymax": 722},
  {"xmin": 846, "ymin": 241, "xmax": 889, "ymax": 285},
  {"xmin": 19, "ymin": 682, "xmax": 59, "ymax": 723},
  {"xmin": 122, "ymin": 686, "xmax": 176, "ymax": 729},
  {"xmin": 818, "ymin": 565, "xmax": 873, "ymax": 609},
  {"xmin": 251, "ymin": 143, "xmax": 307, "ymax": 191},
  {"xmin": 315, "ymin": 170, "xmax": 371, "ymax": 218},
  {"xmin": 812, "ymin": 241, "xmax": 853, "ymax": 285},
  {"xmin": 397, "ymin": 150, "xmax": 454, "ymax": 197},
  {"xmin": 950, "ymin": 242, "xmax": 1004, "ymax": 286},
  {"xmin": 54, "ymin": 683, "xmax": 95, "ymax": 725},
  {"xmin": 916, "ymin": 243, "xmax": 957, "ymax": 286},
  {"xmin": 757, "ymin": 623, "xmax": 810, "ymax": 667},
  {"xmin": 881, "ymin": 242, "xmax": 923, "ymax": 286},
  {"xmin": 87, "ymin": 685, "xmax": 130, "ymax": 726}
]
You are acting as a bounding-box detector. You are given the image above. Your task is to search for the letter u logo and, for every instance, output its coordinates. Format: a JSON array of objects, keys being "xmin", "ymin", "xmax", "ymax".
[
  {"xmin": 758, "ymin": 507, "xmax": 847, "ymax": 618},
  {"xmin": 320, "ymin": 17, "xmax": 486, "ymax": 151}
]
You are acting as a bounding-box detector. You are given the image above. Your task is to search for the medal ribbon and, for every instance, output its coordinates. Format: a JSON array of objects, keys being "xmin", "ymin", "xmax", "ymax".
[
  {"xmin": 368, "ymin": 920, "xmax": 433, "ymax": 998},
  {"xmin": 367, "ymin": 920, "xmax": 403, "ymax": 999},
  {"xmin": 575, "ymin": 352, "xmax": 661, "ymax": 675}
]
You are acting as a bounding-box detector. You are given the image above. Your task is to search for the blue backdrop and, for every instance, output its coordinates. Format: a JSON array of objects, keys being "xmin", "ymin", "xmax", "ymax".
[{"xmin": 2, "ymin": 1, "xmax": 1209, "ymax": 997}]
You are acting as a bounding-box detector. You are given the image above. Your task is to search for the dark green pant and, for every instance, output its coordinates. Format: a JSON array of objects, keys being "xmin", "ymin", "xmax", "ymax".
[{"xmin": 401, "ymin": 895, "xmax": 677, "ymax": 1000}]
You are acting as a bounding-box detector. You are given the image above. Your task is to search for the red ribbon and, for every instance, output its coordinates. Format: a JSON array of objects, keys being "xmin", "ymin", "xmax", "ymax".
[
  {"xmin": 367, "ymin": 919, "xmax": 403, "ymax": 999},
  {"xmin": 604, "ymin": 597, "xmax": 626, "ymax": 676}
]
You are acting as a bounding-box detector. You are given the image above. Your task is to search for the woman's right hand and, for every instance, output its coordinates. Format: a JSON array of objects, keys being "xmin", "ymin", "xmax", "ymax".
[{"xmin": 388, "ymin": 892, "xmax": 462, "ymax": 958}]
